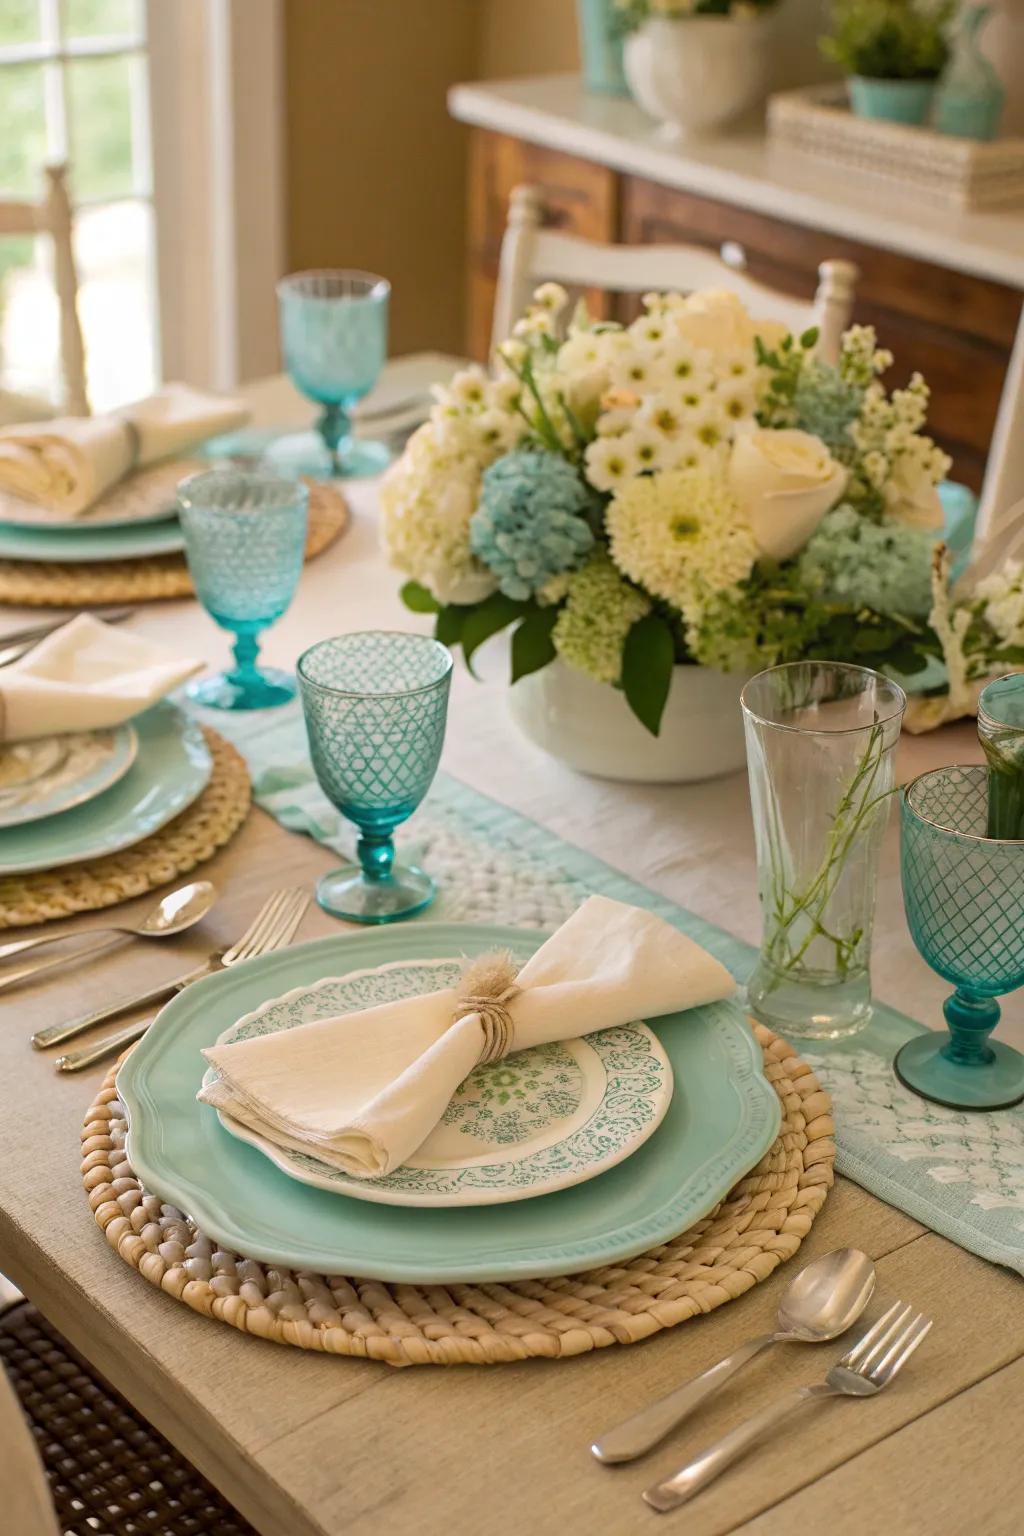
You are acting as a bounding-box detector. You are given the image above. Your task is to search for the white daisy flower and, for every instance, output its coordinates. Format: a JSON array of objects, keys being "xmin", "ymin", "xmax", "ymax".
[
  {"xmin": 532, "ymin": 281, "xmax": 569, "ymax": 313},
  {"xmin": 447, "ymin": 367, "xmax": 489, "ymax": 410},
  {"xmin": 585, "ymin": 434, "xmax": 640, "ymax": 493}
]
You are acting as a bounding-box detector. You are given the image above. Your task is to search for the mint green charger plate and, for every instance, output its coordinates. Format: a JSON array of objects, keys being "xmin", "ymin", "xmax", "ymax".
[
  {"xmin": 0, "ymin": 702, "xmax": 210, "ymax": 874},
  {"xmin": 119, "ymin": 923, "xmax": 781, "ymax": 1283},
  {"xmin": 0, "ymin": 517, "xmax": 183, "ymax": 562}
]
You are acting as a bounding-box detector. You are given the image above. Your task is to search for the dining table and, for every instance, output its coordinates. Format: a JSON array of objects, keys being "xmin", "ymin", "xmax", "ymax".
[{"xmin": 0, "ymin": 353, "xmax": 1021, "ymax": 1536}]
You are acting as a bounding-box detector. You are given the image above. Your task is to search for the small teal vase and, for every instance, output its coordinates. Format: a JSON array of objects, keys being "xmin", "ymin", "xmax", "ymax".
[
  {"xmin": 935, "ymin": 4, "xmax": 1004, "ymax": 141},
  {"xmin": 897, "ymin": 764, "xmax": 1024, "ymax": 1111},
  {"xmin": 577, "ymin": 0, "xmax": 629, "ymax": 96},
  {"xmin": 297, "ymin": 632, "xmax": 453, "ymax": 923},
  {"xmin": 848, "ymin": 76, "xmax": 936, "ymax": 125}
]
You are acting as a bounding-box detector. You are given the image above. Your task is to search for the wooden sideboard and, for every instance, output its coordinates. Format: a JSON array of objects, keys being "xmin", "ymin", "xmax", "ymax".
[{"xmin": 466, "ymin": 126, "xmax": 1022, "ymax": 492}]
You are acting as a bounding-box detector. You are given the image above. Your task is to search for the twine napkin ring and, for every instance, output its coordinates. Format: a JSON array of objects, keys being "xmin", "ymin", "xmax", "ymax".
[{"xmin": 454, "ymin": 951, "xmax": 521, "ymax": 1065}]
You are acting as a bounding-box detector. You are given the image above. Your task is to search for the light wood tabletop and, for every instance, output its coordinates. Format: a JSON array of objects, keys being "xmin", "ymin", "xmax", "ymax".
[{"xmin": 1, "ymin": 360, "xmax": 1022, "ymax": 1536}]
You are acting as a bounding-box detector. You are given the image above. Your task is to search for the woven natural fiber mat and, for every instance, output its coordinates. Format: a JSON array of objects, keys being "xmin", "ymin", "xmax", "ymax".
[
  {"xmin": 0, "ymin": 727, "xmax": 250, "ymax": 929},
  {"xmin": 81, "ymin": 1024, "xmax": 835, "ymax": 1367},
  {"xmin": 0, "ymin": 479, "xmax": 349, "ymax": 607}
]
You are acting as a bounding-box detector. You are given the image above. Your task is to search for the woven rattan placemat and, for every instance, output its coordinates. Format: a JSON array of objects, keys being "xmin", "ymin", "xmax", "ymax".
[
  {"xmin": 0, "ymin": 727, "xmax": 250, "ymax": 929},
  {"xmin": 0, "ymin": 480, "xmax": 349, "ymax": 607},
  {"xmin": 81, "ymin": 1024, "xmax": 834, "ymax": 1367}
]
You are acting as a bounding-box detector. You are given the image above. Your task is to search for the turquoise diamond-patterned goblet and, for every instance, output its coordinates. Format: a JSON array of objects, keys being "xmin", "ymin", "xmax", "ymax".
[
  {"xmin": 177, "ymin": 469, "xmax": 308, "ymax": 711},
  {"xmin": 897, "ymin": 763, "xmax": 1024, "ymax": 1110},
  {"xmin": 275, "ymin": 269, "xmax": 390, "ymax": 480},
  {"xmin": 297, "ymin": 632, "xmax": 453, "ymax": 923}
]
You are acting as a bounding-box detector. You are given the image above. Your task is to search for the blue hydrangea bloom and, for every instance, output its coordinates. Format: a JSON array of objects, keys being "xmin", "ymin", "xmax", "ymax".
[
  {"xmin": 798, "ymin": 506, "xmax": 934, "ymax": 617},
  {"xmin": 470, "ymin": 450, "xmax": 594, "ymax": 600}
]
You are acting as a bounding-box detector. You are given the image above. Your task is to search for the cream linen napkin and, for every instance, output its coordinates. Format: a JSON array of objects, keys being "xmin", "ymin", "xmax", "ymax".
[
  {"xmin": 0, "ymin": 383, "xmax": 248, "ymax": 517},
  {"xmin": 199, "ymin": 895, "xmax": 736, "ymax": 1179},
  {"xmin": 0, "ymin": 615, "xmax": 201, "ymax": 741}
]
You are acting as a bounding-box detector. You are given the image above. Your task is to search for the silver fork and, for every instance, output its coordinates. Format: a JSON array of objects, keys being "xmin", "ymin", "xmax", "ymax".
[
  {"xmin": 643, "ymin": 1301, "xmax": 933, "ymax": 1513},
  {"xmin": 43, "ymin": 888, "xmax": 309, "ymax": 1072}
]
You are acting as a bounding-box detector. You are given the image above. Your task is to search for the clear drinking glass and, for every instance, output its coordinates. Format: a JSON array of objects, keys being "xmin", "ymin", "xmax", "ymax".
[
  {"xmin": 741, "ymin": 661, "xmax": 907, "ymax": 1040},
  {"xmin": 978, "ymin": 672, "xmax": 1024, "ymax": 840},
  {"xmin": 897, "ymin": 764, "xmax": 1024, "ymax": 1110},
  {"xmin": 275, "ymin": 269, "xmax": 390, "ymax": 479},
  {"xmin": 297, "ymin": 631, "xmax": 453, "ymax": 923},
  {"xmin": 177, "ymin": 469, "xmax": 308, "ymax": 711}
]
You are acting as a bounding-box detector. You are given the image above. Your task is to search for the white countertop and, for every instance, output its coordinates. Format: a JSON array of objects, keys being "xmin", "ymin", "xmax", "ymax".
[{"xmin": 449, "ymin": 74, "xmax": 1024, "ymax": 291}]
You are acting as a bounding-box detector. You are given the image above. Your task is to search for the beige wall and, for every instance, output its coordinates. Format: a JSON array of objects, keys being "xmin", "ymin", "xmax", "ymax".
[
  {"xmin": 479, "ymin": 0, "xmax": 579, "ymax": 78},
  {"xmin": 283, "ymin": 0, "xmax": 478, "ymax": 357}
]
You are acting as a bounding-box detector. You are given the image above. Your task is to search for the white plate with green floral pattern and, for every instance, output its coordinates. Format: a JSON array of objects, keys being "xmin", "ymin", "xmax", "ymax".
[{"xmin": 205, "ymin": 957, "xmax": 674, "ymax": 1208}]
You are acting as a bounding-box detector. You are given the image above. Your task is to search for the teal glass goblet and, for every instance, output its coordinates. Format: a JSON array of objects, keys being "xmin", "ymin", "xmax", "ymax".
[
  {"xmin": 297, "ymin": 632, "xmax": 453, "ymax": 923},
  {"xmin": 177, "ymin": 469, "xmax": 308, "ymax": 711},
  {"xmin": 275, "ymin": 269, "xmax": 390, "ymax": 479},
  {"xmin": 897, "ymin": 763, "xmax": 1024, "ymax": 1110}
]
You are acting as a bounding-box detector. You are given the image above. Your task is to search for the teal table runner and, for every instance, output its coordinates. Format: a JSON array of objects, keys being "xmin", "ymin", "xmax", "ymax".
[{"xmin": 198, "ymin": 700, "xmax": 1024, "ymax": 1276}]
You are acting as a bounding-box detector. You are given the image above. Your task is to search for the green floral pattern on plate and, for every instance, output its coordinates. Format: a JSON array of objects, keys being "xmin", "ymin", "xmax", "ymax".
[{"xmin": 207, "ymin": 957, "xmax": 673, "ymax": 1207}]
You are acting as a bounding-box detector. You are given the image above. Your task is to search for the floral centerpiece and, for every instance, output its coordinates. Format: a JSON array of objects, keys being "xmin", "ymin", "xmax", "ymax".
[{"xmin": 381, "ymin": 283, "xmax": 1020, "ymax": 772}]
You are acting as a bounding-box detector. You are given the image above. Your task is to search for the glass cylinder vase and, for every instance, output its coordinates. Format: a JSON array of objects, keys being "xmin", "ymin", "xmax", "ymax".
[
  {"xmin": 978, "ymin": 672, "xmax": 1024, "ymax": 840},
  {"xmin": 741, "ymin": 662, "xmax": 907, "ymax": 1040}
]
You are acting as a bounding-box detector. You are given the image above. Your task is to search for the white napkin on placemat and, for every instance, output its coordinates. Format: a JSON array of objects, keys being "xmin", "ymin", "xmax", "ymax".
[
  {"xmin": 0, "ymin": 616, "xmax": 200, "ymax": 741},
  {"xmin": 0, "ymin": 383, "xmax": 248, "ymax": 517},
  {"xmin": 198, "ymin": 895, "xmax": 736, "ymax": 1179}
]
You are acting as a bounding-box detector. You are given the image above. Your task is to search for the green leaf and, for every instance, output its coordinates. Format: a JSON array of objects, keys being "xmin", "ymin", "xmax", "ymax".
[
  {"xmin": 435, "ymin": 605, "xmax": 469, "ymax": 647},
  {"xmin": 460, "ymin": 592, "xmax": 528, "ymax": 677},
  {"xmin": 800, "ymin": 326, "xmax": 820, "ymax": 350},
  {"xmin": 400, "ymin": 580, "xmax": 440, "ymax": 614},
  {"xmin": 621, "ymin": 613, "xmax": 676, "ymax": 737},
  {"xmin": 510, "ymin": 607, "xmax": 559, "ymax": 684}
]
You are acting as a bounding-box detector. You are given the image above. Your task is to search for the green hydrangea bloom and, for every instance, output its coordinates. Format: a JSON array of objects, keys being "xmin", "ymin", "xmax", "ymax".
[
  {"xmin": 470, "ymin": 449, "xmax": 594, "ymax": 601},
  {"xmin": 553, "ymin": 554, "xmax": 650, "ymax": 685},
  {"xmin": 797, "ymin": 505, "xmax": 935, "ymax": 618}
]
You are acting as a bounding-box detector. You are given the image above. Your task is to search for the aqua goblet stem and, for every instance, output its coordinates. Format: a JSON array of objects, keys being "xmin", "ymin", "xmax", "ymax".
[
  {"xmin": 227, "ymin": 632, "xmax": 265, "ymax": 695},
  {"xmin": 357, "ymin": 830, "xmax": 396, "ymax": 883},
  {"xmin": 941, "ymin": 989, "xmax": 1001, "ymax": 1067},
  {"xmin": 318, "ymin": 402, "xmax": 351, "ymax": 477}
]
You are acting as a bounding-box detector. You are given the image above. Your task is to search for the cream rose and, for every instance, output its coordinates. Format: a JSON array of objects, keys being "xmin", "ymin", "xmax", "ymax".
[
  {"xmin": 883, "ymin": 455, "xmax": 945, "ymax": 531},
  {"xmin": 728, "ymin": 428, "xmax": 848, "ymax": 562},
  {"xmin": 672, "ymin": 289, "xmax": 789, "ymax": 363}
]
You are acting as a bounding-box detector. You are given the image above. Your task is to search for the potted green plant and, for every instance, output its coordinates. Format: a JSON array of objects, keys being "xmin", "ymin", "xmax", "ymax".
[{"xmin": 821, "ymin": 0, "xmax": 954, "ymax": 125}]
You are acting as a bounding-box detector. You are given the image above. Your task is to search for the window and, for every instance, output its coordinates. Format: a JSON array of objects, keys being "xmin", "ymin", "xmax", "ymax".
[{"xmin": 0, "ymin": 0, "xmax": 156, "ymax": 411}]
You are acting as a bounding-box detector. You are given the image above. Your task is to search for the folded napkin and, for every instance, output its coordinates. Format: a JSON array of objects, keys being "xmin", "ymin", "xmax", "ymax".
[
  {"xmin": 0, "ymin": 383, "xmax": 248, "ymax": 517},
  {"xmin": 199, "ymin": 895, "xmax": 735, "ymax": 1179},
  {"xmin": 0, "ymin": 615, "xmax": 200, "ymax": 742}
]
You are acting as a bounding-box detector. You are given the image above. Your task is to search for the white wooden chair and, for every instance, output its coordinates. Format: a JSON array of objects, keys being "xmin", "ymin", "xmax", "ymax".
[
  {"xmin": 491, "ymin": 184, "xmax": 858, "ymax": 365},
  {"xmin": 0, "ymin": 163, "xmax": 88, "ymax": 418},
  {"xmin": 972, "ymin": 301, "xmax": 1024, "ymax": 552}
]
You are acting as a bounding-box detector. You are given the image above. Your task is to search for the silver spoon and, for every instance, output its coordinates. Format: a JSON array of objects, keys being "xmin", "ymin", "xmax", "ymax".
[
  {"xmin": 591, "ymin": 1247, "xmax": 876, "ymax": 1465},
  {"xmin": 0, "ymin": 880, "xmax": 217, "ymax": 993}
]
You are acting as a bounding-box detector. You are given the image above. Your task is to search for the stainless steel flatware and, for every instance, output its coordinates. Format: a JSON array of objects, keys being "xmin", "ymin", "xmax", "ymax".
[
  {"xmin": 592, "ymin": 1248, "xmax": 876, "ymax": 1465},
  {"xmin": 33, "ymin": 887, "xmax": 308, "ymax": 1055},
  {"xmin": 51, "ymin": 886, "xmax": 310, "ymax": 1072},
  {"xmin": 0, "ymin": 882, "xmax": 216, "ymax": 995},
  {"xmin": 643, "ymin": 1300, "xmax": 933, "ymax": 1512}
]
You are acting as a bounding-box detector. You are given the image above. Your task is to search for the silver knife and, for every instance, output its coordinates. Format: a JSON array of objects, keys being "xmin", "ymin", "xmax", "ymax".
[{"xmin": 31, "ymin": 957, "xmax": 222, "ymax": 1050}]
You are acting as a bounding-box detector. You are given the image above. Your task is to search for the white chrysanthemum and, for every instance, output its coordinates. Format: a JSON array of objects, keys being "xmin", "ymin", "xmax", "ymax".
[
  {"xmin": 715, "ymin": 378, "xmax": 759, "ymax": 426},
  {"xmin": 661, "ymin": 432, "xmax": 729, "ymax": 475},
  {"xmin": 558, "ymin": 331, "xmax": 610, "ymax": 374},
  {"xmin": 606, "ymin": 468, "xmax": 757, "ymax": 612},
  {"xmin": 659, "ymin": 337, "xmax": 716, "ymax": 395},
  {"xmin": 446, "ymin": 366, "xmax": 489, "ymax": 409},
  {"xmin": 608, "ymin": 346, "xmax": 668, "ymax": 394},
  {"xmin": 637, "ymin": 392, "xmax": 686, "ymax": 439},
  {"xmin": 688, "ymin": 400, "xmax": 730, "ymax": 453},
  {"xmin": 585, "ymin": 433, "xmax": 641, "ymax": 492},
  {"xmin": 379, "ymin": 424, "xmax": 498, "ymax": 605},
  {"xmin": 628, "ymin": 311, "xmax": 671, "ymax": 349}
]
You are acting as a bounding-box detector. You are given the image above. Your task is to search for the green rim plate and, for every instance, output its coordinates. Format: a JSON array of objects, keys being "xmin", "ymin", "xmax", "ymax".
[
  {"xmin": 0, "ymin": 517, "xmax": 183, "ymax": 562},
  {"xmin": 118, "ymin": 923, "xmax": 781, "ymax": 1283},
  {"xmin": 0, "ymin": 702, "xmax": 211, "ymax": 873}
]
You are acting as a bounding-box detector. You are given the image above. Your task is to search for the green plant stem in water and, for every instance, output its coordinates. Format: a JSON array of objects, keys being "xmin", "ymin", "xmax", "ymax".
[
  {"xmin": 982, "ymin": 730, "xmax": 1024, "ymax": 840},
  {"xmin": 762, "ymin": 721, "xmax": 894, "ymax": 986}
]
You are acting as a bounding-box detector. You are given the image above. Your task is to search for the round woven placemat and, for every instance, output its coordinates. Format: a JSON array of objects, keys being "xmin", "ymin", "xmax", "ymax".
[
  {"xmin": 0, "ymin": 479, "xmax": 349, "ymax": 607},
  {"xmin": 81, "ymin": 1024, "xmax": 835, "ymax": 1367},
  {"xmin": 0, "ymin": 727, "xmax": 250, "ymax": 929}
]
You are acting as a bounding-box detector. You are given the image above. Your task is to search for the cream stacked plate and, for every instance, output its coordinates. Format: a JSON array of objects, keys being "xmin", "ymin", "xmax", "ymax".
[{"xmin": 0, "ymin": 458, "xmax": 196, "ymax": 563}]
